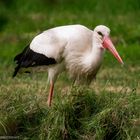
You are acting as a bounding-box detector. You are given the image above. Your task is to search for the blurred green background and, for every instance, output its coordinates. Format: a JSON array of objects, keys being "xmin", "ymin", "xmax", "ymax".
[
  {"xmin": 0, "ymin": 0, "xmax": 140, "ymax": 139},
  {"xmin": 0, "ymin": 0, "xmax": 140, "ymax": 66}
]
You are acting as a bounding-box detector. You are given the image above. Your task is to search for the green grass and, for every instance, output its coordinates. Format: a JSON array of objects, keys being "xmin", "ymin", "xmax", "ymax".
[
  {"xmin": 0, "ymin": 64, "xmax": 139, "ymax": 139},
  {"xmin": 0, "ymin": 0, "xmax": 140, "ymax": 139}
]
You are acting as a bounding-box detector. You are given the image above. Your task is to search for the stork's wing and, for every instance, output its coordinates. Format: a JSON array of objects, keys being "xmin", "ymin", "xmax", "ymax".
[
  {"xmin": 13, "ymin": 25, "xmax": 93, "ymax": 77},
  {"xmin": 13, "ymin": 44, "xmax": 56, "ymax": 77}
]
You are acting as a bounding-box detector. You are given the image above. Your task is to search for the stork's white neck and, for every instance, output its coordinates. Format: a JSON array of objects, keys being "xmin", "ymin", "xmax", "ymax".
[
  {"xmin": 92, "ymin": 31, "xmax": 103, "ymax": 49},
  {"xmin": 82, "ymin": 32, "xmax": 105, "ymax": 70}
]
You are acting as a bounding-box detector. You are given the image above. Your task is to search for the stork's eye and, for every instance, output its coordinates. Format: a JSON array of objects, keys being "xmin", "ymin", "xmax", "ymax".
[{"xmin": 97, "ymin": 31, "xmax": 103, "ymax": 37}]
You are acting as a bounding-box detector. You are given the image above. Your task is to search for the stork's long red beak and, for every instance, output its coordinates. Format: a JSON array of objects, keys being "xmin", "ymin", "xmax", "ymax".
[{"xmin": 103, "ymin": 36, "xmax": 124, "ymax": 64}]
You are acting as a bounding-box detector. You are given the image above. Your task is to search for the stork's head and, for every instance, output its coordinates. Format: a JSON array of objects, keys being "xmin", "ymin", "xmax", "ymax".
[{"xmin": 94, "ymin": 25, "xmax": 124, "ymax": 64}]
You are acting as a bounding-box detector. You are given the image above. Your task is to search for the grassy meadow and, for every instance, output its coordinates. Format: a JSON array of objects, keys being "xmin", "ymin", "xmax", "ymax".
[{"xmin": 0, "ymin": 0, "xmax": 140, "ymax": 139}]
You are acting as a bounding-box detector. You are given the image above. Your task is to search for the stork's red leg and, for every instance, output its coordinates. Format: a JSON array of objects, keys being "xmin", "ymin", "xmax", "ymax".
[{"xmin": 47, "ymin": 81, "xmax": 54, "ymax": 107}]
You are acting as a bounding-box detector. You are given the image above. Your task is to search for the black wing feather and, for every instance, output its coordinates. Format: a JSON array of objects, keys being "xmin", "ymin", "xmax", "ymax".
[{"xmin": 13, "ymin": 45, "xmax": 56, "ymax": 77}]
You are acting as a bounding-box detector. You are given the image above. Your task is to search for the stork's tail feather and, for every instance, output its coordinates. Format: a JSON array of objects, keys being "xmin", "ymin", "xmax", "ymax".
[
  {"xmin": 13, "ymin": 64, "xmax": 21, "ymax": 77},
  {"xmin": 14, "ymin": 46, "xmax": 29, "ymax": 64},
  {"xmin": 13, "ymin": 45, "xmax": 57, "ymax": 77},
  {"xmin": 13, "ymin": 45, "xmax": 29, "ymax": 77}
]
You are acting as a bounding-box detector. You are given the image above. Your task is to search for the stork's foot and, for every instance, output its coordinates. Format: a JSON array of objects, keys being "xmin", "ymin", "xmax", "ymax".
[{"xmin": 47, "ymin": 98, "xmax": 51, "ymax": 107}]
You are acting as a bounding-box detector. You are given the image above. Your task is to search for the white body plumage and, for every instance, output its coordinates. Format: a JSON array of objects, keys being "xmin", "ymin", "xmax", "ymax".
[
  {"xmin": 30, "ymin": 25, "xmax": 105, "ymax": 83},
  {"xmin": 14, "ymin": 24, "xmax": 123, "ymax": 106}
]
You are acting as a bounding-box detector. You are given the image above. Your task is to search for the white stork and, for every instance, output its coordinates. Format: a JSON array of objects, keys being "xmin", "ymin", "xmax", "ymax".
[{"xmin": 13, "ymin": 24, "xmax": 124, "ymax": 106}]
